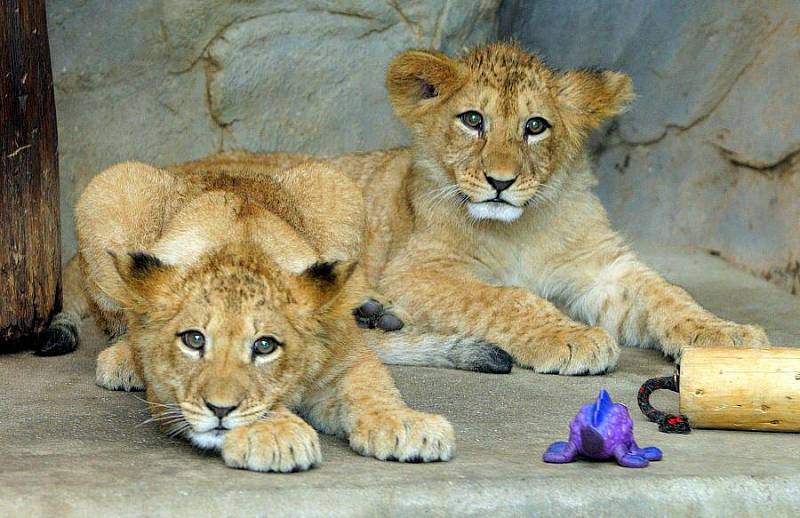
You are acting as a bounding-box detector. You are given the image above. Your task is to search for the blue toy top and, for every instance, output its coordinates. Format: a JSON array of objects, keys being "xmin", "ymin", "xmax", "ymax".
[{"xmin": 591, "ymin": 389, "xmax": 614, "ymax": 427}]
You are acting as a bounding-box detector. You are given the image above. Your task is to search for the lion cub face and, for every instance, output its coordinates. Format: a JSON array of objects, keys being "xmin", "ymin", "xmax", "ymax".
[
  {"xmin": 387, "ymin": 42, "xmax": 633, "ymax": 222},
  {"xmin": 114, "ymin": 247, "xmax": 350, "ymax": 449}
]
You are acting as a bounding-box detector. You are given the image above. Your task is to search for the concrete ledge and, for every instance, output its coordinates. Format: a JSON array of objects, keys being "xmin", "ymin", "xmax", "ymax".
[{"xmin": 2, "ymin": 244, "xmax": 798, "ymax": 516}]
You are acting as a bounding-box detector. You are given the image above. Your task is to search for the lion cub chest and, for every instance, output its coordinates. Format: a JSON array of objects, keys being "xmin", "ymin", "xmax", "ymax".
[{"xmin": 471, "ymin": 225, "xmax": 561, "ymax": 293}]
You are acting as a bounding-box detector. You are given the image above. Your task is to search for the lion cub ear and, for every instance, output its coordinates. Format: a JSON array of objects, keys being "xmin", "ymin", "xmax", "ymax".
[
  {"xmin": 109, "ymin": 250, "xmax": 179, "ymax": 308},
  {"xmin": 386, "ymin": 49, "xmax": 464, "ymax": 120},
  {"xmin": 290, "ymin": 260, "xmax": 359, "ymax": 312},
  {"xmin": 555, "ymin": 69, "xmax": 634, "ymax": 131}
]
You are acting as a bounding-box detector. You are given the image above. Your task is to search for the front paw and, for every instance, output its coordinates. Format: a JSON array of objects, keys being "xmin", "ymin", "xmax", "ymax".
[
  {"xmin": 664, "ymin": 319, "xmax": 770, "ymax": 360},
  {"xmin": 517, "ymin": 326, "xmax": 620, "ymax": 375},
  {"xmin": 349, "ymin": 409, "xmax": 455, "ymax": 462},
  {"xmin": 222, "ymin": 416, "xmax": 322, "ymax": 473},
  {"xmin": 96, "ymin": 342, "xmax": 144, "ymax": 391}
]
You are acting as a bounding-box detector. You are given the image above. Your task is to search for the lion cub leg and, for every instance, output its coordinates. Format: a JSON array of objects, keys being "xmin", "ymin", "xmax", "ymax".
[
  {"xmin": 96, "ymin": 339, "xmax": 145, "ymax": 392},
  {"xmin": 302, "ymin": 356, "xmax": 455, "ymax": 463},
  {"xmin": 635, "ymin": 268, "xmax": 768, "ymax": 359},
  {"xmin": 221, "ymin": 406, "xmax": 322, "ymax": 473},
  {"xmin": 381, "ymin": 263, "xmax": 619, "ymax": 375},
  {"xmin": 565, "ymin": 254, "xmax": 769, "ymax": 360}
]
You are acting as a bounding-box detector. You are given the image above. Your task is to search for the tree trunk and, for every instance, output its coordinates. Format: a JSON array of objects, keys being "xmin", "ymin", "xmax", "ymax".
[{"xmin": 0, "ymin": 0, "xmax": 61, "ymax": 351}]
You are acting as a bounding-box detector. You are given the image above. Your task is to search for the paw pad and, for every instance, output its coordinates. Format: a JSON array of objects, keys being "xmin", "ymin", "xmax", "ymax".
[{"xmin": 353, "ymin": 299, "xmax": 404, "ymax": 332}]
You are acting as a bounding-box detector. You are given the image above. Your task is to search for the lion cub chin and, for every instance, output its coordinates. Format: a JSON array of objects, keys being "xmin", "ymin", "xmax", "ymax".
[{"xmin": 77, "ymin": 161, "xmax": 454, "ymax": 473}]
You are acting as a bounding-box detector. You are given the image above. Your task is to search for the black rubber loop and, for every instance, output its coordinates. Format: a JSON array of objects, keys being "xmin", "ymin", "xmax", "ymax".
[{"xmin": 637, "ymin": 373, "xmax": 692, "ymax": 434}]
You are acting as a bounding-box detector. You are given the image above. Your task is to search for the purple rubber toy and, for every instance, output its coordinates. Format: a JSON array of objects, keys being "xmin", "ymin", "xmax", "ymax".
[{"xmin": 543, "ymin": 389, "xmax": 662, "ymax": 468}]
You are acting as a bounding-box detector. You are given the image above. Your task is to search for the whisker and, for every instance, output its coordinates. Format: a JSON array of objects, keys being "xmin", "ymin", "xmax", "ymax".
[
  {"xmin": 419, "ymin": 184, "xmax": 461, "ymax": 215},
  {"xmin": 153, "ymin": 419, "xmax": 187, "ymax": 430},
  {"xmin": 164, "ymin": 421, "xmax": 192, "ymax": 439},
  {"xmin": 146, "ymin": 409, "xmax": 183, "ymax": 417},
  {"xmin": 132, "ymin": 395, "xmax": 180, "ymax": 409},
  {"xmin": 138, "ymin": 413, "xmax": 184, "ymax": 427},
  {"xmin": 139, "ymin": 414, "xmax": 182, "ymax": 425}
]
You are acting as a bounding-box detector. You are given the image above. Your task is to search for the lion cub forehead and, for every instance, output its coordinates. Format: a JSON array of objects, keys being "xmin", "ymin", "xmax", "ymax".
[
  {"xmin": 186, "ymin": 253, "xmax": 295, "ymax": 310},
  {"xmin": 204, "ymin": 270, "xmax": 281, "ymax": 305},
  {"xmin": 462, "ymin": 43, "xmax": 553, "ymax": 90}
]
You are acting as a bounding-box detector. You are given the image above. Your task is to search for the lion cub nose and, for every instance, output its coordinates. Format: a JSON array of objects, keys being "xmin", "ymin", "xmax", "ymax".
[
  {"xmin": 205, "ymin": 400, "xmax": 238, "ymax": 419},
  {"xmin": 486, "ymin": 175, "xmax": 516, "ymax": 193}
]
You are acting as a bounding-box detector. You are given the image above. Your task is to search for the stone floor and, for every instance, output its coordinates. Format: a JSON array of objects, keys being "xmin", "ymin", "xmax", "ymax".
[{"xmin": 2, "ymin": 244, "xmax": 799, "ymax": 517}]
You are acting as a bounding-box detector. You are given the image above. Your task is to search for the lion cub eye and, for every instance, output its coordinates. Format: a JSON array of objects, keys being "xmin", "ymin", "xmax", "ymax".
[
  {"xmin": 179, "ymin": 330, "xmax": 206, "ymax": 351},
  {"xmin": 524, "ymin": 117, "xmax": 550, "ymax": 137},
  {"xmin": 252, "ymin": 336, "xmax": 281, "ymax": 357},
  {"xmin": 458, "ymin": 111, "xmax": 484, "ymax": 131}
]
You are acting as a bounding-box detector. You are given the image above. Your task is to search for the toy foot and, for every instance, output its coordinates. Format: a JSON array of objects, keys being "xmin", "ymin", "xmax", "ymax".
[
  {"xmin": 632, "ymin": 446, "xmax": 662, "ymax": 461},
  {"xmin": 353, "ymin": 299, "xmax": 404, "ymax": 332},
  {"xmin": 612, "ymin": 444, "xmax": 650, "ymax": 468},
  {"xmin": 617, "ymin": 452, "xmax": 649, "ymax": 468},
  {"xmin": 543, "ymin": 441, "xmax": 578, "ymax": 464}
]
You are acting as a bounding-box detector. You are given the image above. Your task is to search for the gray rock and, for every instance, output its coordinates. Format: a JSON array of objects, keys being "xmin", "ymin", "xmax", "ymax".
[
  {"xmin": 501, "ymin": 0, "xmax": 800, "ymax": 294},
  {"xmin": 50, "ymin": 0, "xmax": 500, "ymax": 260},
  {"xmin": 596, "ymin": 128, "xmax": 799, "ymax": 287},
  {"xmin": 706, "ymin": 16, "xmax": 800, "ymax": 169}
]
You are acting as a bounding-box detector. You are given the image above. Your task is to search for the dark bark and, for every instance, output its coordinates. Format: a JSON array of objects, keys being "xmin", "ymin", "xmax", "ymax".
[{"xmin": 0, "ymin": 0, "xmax": 61, "ymax": 351}]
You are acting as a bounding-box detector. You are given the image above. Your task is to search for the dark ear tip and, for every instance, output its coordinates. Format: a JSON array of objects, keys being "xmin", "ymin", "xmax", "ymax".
[
  {"xmin": 128, "ymin": 251, "xmax": 164, "ymax": 274},
  {"xmin": 306, "ymin": 261, "xmax": 338, "ymax": 284}
]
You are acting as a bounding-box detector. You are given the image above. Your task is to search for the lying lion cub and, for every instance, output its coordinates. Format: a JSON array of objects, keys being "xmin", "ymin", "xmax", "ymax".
[
  {"xmin": 192, "ymin": 42, "xmax": 769, "ymax": 374},
  {"xmin": 74, "ymin": 161, "xmax": 454, "ymax": 472}
]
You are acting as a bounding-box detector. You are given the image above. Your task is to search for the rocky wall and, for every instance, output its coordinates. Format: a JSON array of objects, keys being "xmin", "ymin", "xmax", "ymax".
[
  {"xmin": 49, "ymin": 0, "xmax": 500, "ymax": 260},
  {"xmin": 500, "ymin": 0, "xmax": 799, "ymax": 294}
]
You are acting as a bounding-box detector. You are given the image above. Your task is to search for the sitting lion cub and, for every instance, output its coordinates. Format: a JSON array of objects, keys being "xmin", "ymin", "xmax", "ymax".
[
  {"xmin": 75, "ymin": 161, "xmax": 454, "ymax": 472},
  {"xmin": 195, "ymin": 42, "xmax": 769, "ymax": 374}
]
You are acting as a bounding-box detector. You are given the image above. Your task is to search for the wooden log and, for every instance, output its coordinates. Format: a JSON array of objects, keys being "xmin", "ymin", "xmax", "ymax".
[
  {"xmin": 0, "ymin": 0, "xmax": 61, "ymax": 351},
  {"xmin": 680, "ymin": 347, "xmax": 800, "ymax": 432}
]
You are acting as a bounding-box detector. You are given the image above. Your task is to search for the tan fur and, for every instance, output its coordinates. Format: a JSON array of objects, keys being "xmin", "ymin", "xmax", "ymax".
[
  {"xmin": 194, "ymin": 42, "xmax": 768, "ymax": 373},
  {"xmin": 76, "ymin": 161, "xmax": 454, "ymax": 472}
]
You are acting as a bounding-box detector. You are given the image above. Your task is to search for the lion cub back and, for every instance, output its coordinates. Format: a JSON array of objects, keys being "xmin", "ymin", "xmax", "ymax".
[{"xmin": 50, "ymin": 159, "xmax": 368, "ymax": 354}]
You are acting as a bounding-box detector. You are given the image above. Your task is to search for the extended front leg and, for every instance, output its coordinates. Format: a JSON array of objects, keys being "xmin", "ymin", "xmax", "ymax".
[
  {"xmin": 380, "ymin": 256, "xmax": 620, "ymax": 375},
  {"xmin": 301, "ymin": 356, "xmax": 455, "ymax": 462},
  {"xmin": 560, "ymin": 250, "xmax": 769, "ymax": 360}
]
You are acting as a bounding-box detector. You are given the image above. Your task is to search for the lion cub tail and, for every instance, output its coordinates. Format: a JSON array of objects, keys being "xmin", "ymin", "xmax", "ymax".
[
  {"xmin": 37, "ymin": 257, "xmax": 87, "ymax": 356},
  {"xmin": 369, "ymin": 329, "xmax": 513, "ymax": 374}
]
